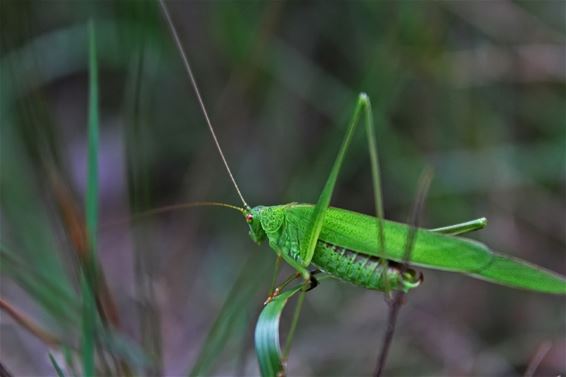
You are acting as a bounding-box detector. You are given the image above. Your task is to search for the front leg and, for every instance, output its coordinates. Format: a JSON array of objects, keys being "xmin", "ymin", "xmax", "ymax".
[
  {"xmin": 263, "ymin": 244, "xmax": 316, "ymax": 305},
  {"xmin": 264, "ymin": 266, "xmax": 319, "ymax": 305}
]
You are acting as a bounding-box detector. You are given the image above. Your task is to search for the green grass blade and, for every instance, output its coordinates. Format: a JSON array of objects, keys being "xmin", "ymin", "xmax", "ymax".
[
  {"xmin": 49, "ymin": 353, "xmax": 66, "ymax": 377},
  {"xmin": 255, "ymin": 286, "xmax": 303, "ymax": 377},
  {"xmin": 82, "ymin": 19, "xmax": 100, "ymax": 377},
  {"xmin": 0, "ymin": 70, "xmax": 78, "ymax": 336},
  {"xmin": 86, "ymin": 22, "xmax": 99, "ymax": 256}
]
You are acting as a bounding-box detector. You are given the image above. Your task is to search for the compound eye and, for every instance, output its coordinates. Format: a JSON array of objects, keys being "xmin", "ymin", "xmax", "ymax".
[{"xmin": 245, "ymin": 213, "xmax": 254, "ymax": 223}]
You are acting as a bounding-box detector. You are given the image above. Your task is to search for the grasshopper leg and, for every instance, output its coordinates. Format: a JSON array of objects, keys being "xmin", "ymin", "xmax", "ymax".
[
  {"xmin": 264, "ymin": 269, "xmax": 321, "ymax": 305},
  {"xmin": 264, "ymin": 272, "xmax": 301, "ymax": 305}
]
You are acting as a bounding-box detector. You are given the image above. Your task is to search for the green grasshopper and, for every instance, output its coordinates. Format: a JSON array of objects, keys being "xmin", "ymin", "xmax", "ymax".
[
  {"xmin": 157, "ymin": 1, "xmax": 566, "ymax": 298},
  {"xmin": 236, "ymin": 95, "xmax": 565, "ymax": 296},
  {"xmin": 156, "ymin": 3, "xmax": 566, "ymax": 375}
]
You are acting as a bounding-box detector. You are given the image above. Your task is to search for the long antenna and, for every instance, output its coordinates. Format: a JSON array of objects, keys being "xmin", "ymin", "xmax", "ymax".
[
  {"xmin": 131, "ymin": 201, "xmax": 245, "ymax": 219},
  {"xmin": 102, "ymin": 201, "xmax": 245, "ymax": 230},
  {"xmin": 158, "ymin": 0, "xmax": 250, "ymax": 209}
]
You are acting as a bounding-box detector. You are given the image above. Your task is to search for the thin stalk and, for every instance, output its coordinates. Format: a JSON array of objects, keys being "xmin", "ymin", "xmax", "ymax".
[
  {"xmin": 374, "ymin": 167, "xmax": 433, "ymax": 377},
  {"xmin": 82, "ymin": 19, "xmax": 100, "ymax": 377},
  {"xmin": 282, "ymin": 290, "xmax": 306, "ymax": 359},
  {"xmin": 268, "ymin": 256, "xmax": 283, "ymax": 297},
  {"xmin": 0, "ymin": 298, "xmax": 61, "ymax": 346}
]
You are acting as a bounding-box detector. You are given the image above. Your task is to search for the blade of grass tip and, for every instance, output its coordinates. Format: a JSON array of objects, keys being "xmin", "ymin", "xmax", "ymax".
[
  {"xmin": 82, "ymin": 19, "xmax": 99, "ymax": 377},
  {"xmin": 49, "ymin": 353, "xmax": 67, "ymax": 377},
  {"xmin": 374, "ymin": 167, "xmax": 433, "ymax": 377},
  {"xmin": 255, "ymin": 285, "xmax": 304, "ymax": 377}
]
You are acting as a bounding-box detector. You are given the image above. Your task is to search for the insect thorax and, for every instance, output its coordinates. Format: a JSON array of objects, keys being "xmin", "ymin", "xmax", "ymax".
[
  {"xmin": 247, "ymin": 205, "xmax": 286, "ymax": 245},
  {"xmin": 258, "ymin": 206, "xmax": 285, "ymax": 233}
]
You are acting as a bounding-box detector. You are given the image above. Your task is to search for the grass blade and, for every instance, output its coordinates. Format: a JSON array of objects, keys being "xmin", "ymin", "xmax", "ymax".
[
  {"xmin": 82, "ymin": 19, "xmax": 100, "ymax": 377},
  {"xmin": 254, "ymin": 285, "xmax": 303, "ymax": 377},
  {"xmin": 0, "ymin": 298, "xmax": 60, "ymax": 346}
]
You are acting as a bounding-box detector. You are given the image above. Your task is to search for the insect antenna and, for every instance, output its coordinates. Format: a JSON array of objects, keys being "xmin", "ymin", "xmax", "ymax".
[
  {"xmin": 158, "ymin": 0, "xmax": 250, "ymax": 209},
  {"xmin": 101, "ymin": 201, "xmax": 245, "ymax": 231},
  {"xmin": 374, "ymin": 167, "xmax": 434, "ymax": 377},
  {"xmin": 131, "ymin": 201, "xmax": 245, "ymax": 219}
]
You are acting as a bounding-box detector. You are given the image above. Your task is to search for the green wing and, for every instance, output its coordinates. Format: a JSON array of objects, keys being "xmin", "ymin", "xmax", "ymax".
[{"xmin": 286, "ymin": 204, "xmax": 566, "ymax": 294}]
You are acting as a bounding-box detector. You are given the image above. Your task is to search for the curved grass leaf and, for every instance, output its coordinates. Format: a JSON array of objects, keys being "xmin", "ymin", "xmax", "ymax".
[{"xmin": 255, "ymin": 286, "xmax": 303, "ymax": 377}]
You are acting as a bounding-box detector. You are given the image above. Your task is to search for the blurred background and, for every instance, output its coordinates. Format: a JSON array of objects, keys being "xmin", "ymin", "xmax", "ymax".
[{"xmin": 1, "ymin": 1, "xmax": 565, "ymax": 376}]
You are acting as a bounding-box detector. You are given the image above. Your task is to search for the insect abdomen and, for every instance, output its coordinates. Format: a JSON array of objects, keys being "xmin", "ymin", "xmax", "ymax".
[{"xmin": 311, "ymin": 241, "xmax": 422, "ymax": 292}]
